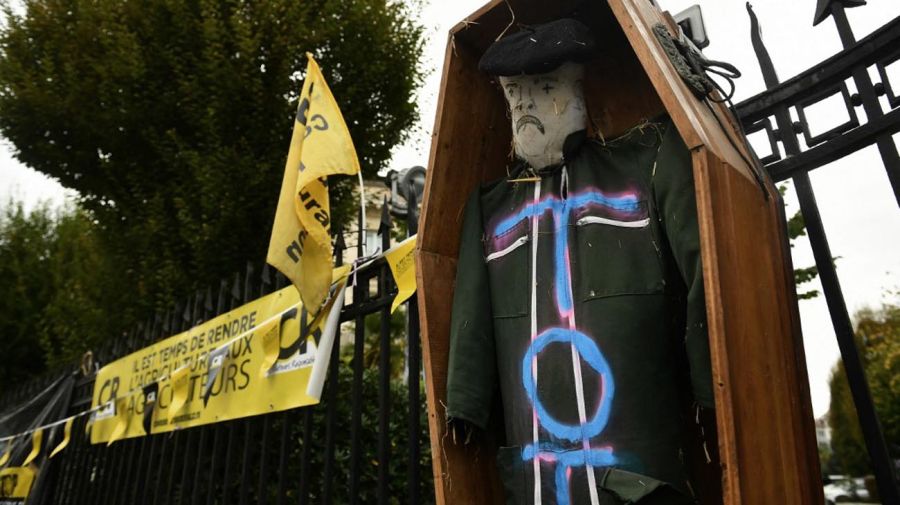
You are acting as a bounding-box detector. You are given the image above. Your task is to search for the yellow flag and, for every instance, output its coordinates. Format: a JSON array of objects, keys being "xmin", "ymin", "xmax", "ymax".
[
  {"xmin": 50, "ymin": 418, "xmax": 73, "ymax": 458},
  {"xmin": 385, "ymin": 236, "xmax": 418, "ymax": 313},
  {"xmin": 267, "ymin": 53, "xmax": 360, "ymax": 313},
  {"xmin": 22, "ymin": 429, "xmax": 42, "ymax": 466}
]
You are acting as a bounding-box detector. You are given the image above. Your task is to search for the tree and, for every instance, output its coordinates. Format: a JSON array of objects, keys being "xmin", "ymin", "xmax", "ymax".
[
  {"xmin": 0, "ymin": 0, "xmax": 426, "ymax": 319},
  {"xmin": 780, "ymin": 183, "xmax": 819, "ymax": 300},
  {"xmin": 826, "ymin": 298, "xmax": 900, "ymax": 476},
  {"xmin": 38, "ymin": 204, "xmax": 130, "ymax": 367},
  {"xmin": 0, "ymin": 200, "xmax": 125, "ymax": 391},
  {"xmin": 0, "ymin": 201, "xmax": 54, "ymax": 389}
]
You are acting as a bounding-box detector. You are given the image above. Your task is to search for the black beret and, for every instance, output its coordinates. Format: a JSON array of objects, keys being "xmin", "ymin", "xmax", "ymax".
[{"xmin": 478, "ymin": 18, "xmax": 596, "ymax": 76}]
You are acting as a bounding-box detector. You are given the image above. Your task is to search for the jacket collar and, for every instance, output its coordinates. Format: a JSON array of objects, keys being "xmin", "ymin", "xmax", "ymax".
[{"xmin": 510, "ymin": 130, "xmax": 587, "ymax": 178}]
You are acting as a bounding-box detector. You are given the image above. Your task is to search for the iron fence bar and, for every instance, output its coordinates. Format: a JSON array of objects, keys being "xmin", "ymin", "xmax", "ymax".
[
  {"xmin": 178, "ymin": 293, "xmax": 205, "ymax": 504},
  {"xmin": 79, "ymin": 442, "xmax": 98, "ymax": 503},
  {"xmin": 206, "ymin": 407, "xmax": 224, "ymax": 501},
  {"xmin": 238, "ymin": 263, "xmax": 258, "ymax": 505},
  {"xmin": 745, "ymin": 4, "xmax": 900, "ymax": 501},
  {"xmin": 135, "ymin": 315, "xmax": 158, "ymax": 505},
  {"xmin": 165, "ymin": 419, "xmax": 187, "ymax": 500},
  {"xmin": 377, "ymin": 211, "xmax": 393, "ymax": 505},
  {"xmin": 349, "ymin": 210, "xmax": 366, "ymax": 505},
  {"xmin": 187, "ymin": 428, "xmax": 207, "ymax": 505},
  {"xmin": 256, "ymin": 417, "xmax": 272, "ymax": 505},
  {"xmin": 829, "ymin": 4, "xmax": 900, "ymax": 206},
  {"xmin": 61, "ymin": 421, "xmax": 83, "ymax": 505},
  {"xmin": 164, "ymin": 427, "xmax": 184, "ymax": 504},
  {"xmin": 118, "ymin": 438, "xmax": 140, "ymax": 504},
  {"xmin": 405, "ymin": 187, "xmax": 422, "ymax": 505},
  {"xmin": 65, "ymin": 418, "xmax": 88, "ymax": 505},
  {"xmin": 75, "ymin": 431, "xmax": 91, "ymax": 505},
  {"xmin": 206, "ymin": 278, "xmax": 232, "ymax": 505},
  {"xmin": 764, "ymin": 106, "xmax": 900, "ymax": 182},
  {"xmin": 321, "ymin": 224, "xmax": 346, "ymax": 505},
  {"xmin": 321, "ymin": 323, "xmax": 340, "ymax": 505},
  {"xmin": 275, "ymin": 411, "xmax": 291, "ymax": 505},
  {"xmin": 221, "ymin": 421, "xmax": 239, "ymax": 504},
  {"xmin": 191, "ymin": 287, "xmax": 217, "ymax": 505},
  {"xmin": 53, "ymin": 392, "xmax": 78, "ymax": 505},
  {"xmin": 299, "ymin": 408, "xmax": 313, "ymax": 505},
  {"xmin": 140, "ymin": 436, "xmax": 159, "ymax": 505},
  {"xmin": 151, "ymin": 426, "xmax": 170, "ymax": 504},
  {"xmin": 100, "ymin": 433, "xmax": 118, "ymax": 505},
  {"xmin": 736, "ymin": 15, "xmax": 900, "ymax": 123},
  {"xmin": 243, "ymin": 419, "xmax": 261, "ymax": 505},
  {"xmin": 406, "ymin": 291, "xmax": 421, "ymax": 505},
  {"xmin": 221, "ymin": 274, "xmax": 245, "ymax": 504},
  {"xmin": 132, "ymin": 386, "xmax": 153, "ymax": 504},
  {"xmin": 72, "ymin": 420, "xmax": 89, "ymax": 505}
]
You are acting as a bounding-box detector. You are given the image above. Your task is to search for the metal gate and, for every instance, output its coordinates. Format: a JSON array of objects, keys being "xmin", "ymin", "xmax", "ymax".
[{"xmin": 735, "ymin": 1, "xmax": 900, "ymax": 501}]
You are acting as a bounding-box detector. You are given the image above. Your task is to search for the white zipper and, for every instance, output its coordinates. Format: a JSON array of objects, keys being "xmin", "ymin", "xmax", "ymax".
[
  {"xmin": 485, "ymin": 235, "xmax": 528, "ymax": 263},
  {"xmin": 530, "ymin": 179, "xmax": 542, "ymax": 505},
  {"xmin": 575, "ymin": 215, "xmax": 650, "ymax": 228}
]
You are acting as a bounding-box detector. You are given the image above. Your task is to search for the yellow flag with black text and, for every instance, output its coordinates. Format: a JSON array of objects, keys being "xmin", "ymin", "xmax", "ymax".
[{"xmin": 267, "ymin": 53, "xmax": 360, "ymax": 312}]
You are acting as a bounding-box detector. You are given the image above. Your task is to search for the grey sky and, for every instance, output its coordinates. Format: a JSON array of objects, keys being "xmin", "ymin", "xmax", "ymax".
[{"xmin": 2, "ymin": 0, "xmax": 899, "ymax": 418}]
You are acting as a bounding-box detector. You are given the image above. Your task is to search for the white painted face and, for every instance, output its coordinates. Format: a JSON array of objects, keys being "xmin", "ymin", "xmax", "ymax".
[{"xmin": 499, "ymin": 62, "xmax": 588, "ymax": 170}]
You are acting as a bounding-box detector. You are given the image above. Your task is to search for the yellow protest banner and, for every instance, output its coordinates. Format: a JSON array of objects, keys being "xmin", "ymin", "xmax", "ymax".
[
  {"xmin": 267, "ymin": 53, "xmax": 360, "ymax": 313},
  {"xmin": 21, "ymin": 430, "xmax": 41, "ymax": 467},
  {"xmin": 385, "ymin": 236, "xmax": 417, "ymax": 313},
  {"xmin": 89, "ymin": 268, "xmax": 348, "ymax": 445},
  {"xmin": 49, "ymin": 419, "xmax": 73, "ymax": 459},
  {"xmin": 0, "ymin": 467, "xmax": 34, "ymax": 501}
]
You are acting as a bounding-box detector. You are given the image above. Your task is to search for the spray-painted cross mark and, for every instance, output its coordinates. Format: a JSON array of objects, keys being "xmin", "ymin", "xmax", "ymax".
[{"xmin": 488, "ymin": 187, "xmax": 646, "ymax": 505}]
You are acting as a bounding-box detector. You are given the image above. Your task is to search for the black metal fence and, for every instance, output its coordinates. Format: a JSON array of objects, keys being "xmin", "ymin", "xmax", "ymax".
[
  {"xmin": 0, "ymin": 195, "xmax": 430, "ymax": 505},
  {"xmin": 736, "ymin": 2, "xmax": 900, "ymax": 502}
]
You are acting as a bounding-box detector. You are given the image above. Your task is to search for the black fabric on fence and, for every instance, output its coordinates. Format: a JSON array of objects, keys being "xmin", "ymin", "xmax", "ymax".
[{"xmin": 0, "ymin": 374, "xmax": 74, "ymax": 505}]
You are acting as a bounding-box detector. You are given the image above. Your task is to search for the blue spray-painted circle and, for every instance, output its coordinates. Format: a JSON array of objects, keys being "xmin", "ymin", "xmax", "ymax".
[{"xmin": 522, "ymin": 328, "xmax": 615, "ymax": 442}]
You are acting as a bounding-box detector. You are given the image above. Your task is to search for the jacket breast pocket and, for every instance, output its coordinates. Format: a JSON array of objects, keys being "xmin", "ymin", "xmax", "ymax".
[
  {"xmin": 484, "ymin": 221, "xmax": 530, "ymax": 318},
  {"xmin": 574, "ymin": 207, "xmax": 665, "ymax": 300}
]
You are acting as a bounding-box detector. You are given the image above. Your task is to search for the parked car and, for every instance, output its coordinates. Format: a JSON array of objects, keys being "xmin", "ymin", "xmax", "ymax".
[{"xmin": 823, "ymin": 475, "xmax": 871, "ymax": 504}]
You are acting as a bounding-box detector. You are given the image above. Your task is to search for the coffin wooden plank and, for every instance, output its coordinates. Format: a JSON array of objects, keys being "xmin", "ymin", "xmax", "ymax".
[
  {"xmin": 415, "ymin": 250, "xmax": 506, "ymax": 504},
  {"xmin": 417, "ymin": 26, "xmax": 510, "ymax": 259},
  {"xmin": 693, "ymin": 146, "xmax": 823, "ymax": 504},
  {"xmin": 608, "ymin": 0, "xmax": 758, "ymax": 183},
  {"xmin": 416, "ymin": 1, "xmax": 821, "ymax": 504}
]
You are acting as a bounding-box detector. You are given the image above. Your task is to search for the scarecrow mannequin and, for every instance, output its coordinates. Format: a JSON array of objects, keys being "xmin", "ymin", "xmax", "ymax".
[{"xmin": 446, "ymin": 19, "xmax": 717, "ymax": 505}]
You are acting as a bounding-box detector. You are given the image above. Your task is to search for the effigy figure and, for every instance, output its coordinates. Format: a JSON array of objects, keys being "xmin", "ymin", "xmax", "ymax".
[{"xmin": 446, "ymin": 18, "xmax": 716, "ymax": 505}]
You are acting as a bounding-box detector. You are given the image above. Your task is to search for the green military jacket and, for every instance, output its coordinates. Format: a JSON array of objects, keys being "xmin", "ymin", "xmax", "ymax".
[{"xmin": 447, "ymin": 118, "xmax": 714, "ymax": 505}]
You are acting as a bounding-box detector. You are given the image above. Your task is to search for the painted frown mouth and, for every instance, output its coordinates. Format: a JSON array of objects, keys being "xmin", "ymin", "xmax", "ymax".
[{"xmin": 516, "ymin": 115, "xmax": 545, "ymax": 135}]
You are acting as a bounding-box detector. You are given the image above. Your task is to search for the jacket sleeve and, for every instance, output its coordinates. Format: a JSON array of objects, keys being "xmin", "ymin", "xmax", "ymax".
[
  {"xmin": 652, "ymin": 121, "xmax": 715, "ymax": 410},
  {"xmin": 445, "ymin": 187, "xmax": 498, "ymax": 431}
]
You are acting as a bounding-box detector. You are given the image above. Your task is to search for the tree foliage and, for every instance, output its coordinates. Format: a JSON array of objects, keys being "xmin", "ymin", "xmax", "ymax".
[
  {"xmin": 779, "ymin": 183, "xmax": 819, "ymax": 300},
  {"xmin": 827, "ymin": 299, "xmax": 900, "ymax": 476},
  {"xmin": 0, "ymin": 0, "xmax": 426, "ymax": 318},
  {"xmin": 0, "ymin": 200, "xmax": 126, "ymax": 391}
]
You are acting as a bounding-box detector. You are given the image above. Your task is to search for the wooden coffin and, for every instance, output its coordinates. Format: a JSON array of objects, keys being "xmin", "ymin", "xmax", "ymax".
[{"xmin": 414, "ymin": 1, "xmax": 823, "ymax": 503}]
